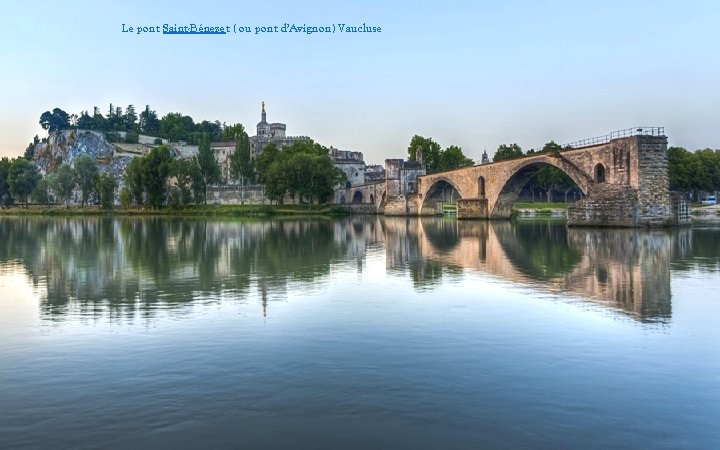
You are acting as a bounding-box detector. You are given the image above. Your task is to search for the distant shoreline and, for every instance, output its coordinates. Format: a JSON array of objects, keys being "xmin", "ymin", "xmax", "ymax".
[{"xmin": 0, "ymin": 204, "xmax": 352, "ymax": 217}]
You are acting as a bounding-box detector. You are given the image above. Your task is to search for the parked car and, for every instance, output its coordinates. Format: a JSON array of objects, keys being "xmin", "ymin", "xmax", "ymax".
[{"xmin": 701, "ymin": 196, "xmax": 717, "ymax": 205}]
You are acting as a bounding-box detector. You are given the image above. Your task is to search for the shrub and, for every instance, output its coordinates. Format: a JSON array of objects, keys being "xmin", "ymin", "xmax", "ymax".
[{"xmin": 119, "ymin": 187, "xmax": 132, "ymax": 209}]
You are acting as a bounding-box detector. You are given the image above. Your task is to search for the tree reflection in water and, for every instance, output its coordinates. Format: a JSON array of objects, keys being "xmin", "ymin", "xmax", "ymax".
[{"xmin": 1, "ymin": 216, "xmax": 716, "ymax": 323}]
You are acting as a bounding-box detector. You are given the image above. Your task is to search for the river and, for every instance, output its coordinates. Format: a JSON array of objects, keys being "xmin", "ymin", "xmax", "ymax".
[{"xmin": 0, "ymin": 216, "xmax": 718, "ymax": 449}]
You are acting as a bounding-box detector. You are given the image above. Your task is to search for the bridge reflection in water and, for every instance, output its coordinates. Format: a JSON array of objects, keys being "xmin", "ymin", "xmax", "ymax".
[
  {"xmin": 382, "ymin": 218, "xmax": 685, "ymax": 323},
  {"xmin": 0, "ymin": 217, "xmax": 707, "ymax": 324}
]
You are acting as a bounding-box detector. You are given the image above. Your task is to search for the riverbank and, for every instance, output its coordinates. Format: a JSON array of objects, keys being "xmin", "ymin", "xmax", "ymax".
[
  {"xmin": 0, "ymin": 204, "xmax": 351, "ymax": 217},
  {"xmin": 692, "ymin": 203, "xmax": 720, "ymax": 216},
  {"xmin": 513, "ymin": 202, "xmax": 569, "ymax": 217}
]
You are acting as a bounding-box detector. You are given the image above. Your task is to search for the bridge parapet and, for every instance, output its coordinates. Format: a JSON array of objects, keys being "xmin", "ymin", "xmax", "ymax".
[{"xmin": 565, "ymin": 126, "xmax": 664, "ymax": 149}]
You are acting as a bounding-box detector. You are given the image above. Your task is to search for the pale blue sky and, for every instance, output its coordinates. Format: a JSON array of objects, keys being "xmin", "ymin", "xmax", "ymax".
[{"xmin": 1, "ymin": 0, "xmax": 718, "ymax": 163}]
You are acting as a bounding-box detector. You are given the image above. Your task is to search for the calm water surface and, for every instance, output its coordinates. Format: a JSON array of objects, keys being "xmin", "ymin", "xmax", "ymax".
[{"xmin": 0, "ymin": 216, "xmax": 718, "ymax": 449}]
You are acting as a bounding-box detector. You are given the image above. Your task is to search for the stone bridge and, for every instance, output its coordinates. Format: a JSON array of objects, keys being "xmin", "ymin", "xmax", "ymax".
[{"xmin": 415, "ymin": 131, "xmax": 688, "ymax": 227}]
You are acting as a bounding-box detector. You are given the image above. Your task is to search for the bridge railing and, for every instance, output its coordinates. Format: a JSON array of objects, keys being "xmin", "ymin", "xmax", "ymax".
[{"xmin": 565, "ymin": 127, "xmax": 665, "ymax": 149}]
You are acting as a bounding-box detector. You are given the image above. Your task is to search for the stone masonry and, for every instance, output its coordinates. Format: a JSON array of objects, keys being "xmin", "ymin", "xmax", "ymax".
[{"xmin": 410, "ymin": 134, "xmax": 685, "ymax": 227}]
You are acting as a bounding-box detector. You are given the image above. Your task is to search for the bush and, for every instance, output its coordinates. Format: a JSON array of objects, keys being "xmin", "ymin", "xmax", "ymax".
[
  {"xmin": 106, "ymin": 132, "xmax": 120, "ymax": 143},
  {"xmin": 154, "ymin": 138, "xmax": 163, "ymax": 145},
  {"xmin": 124, "ymin": 131, "xmax": 139, "ymax": 144},
  {"xmin": 119, "ymin": 187, "xmax": 132, "ymax": 209},
  {"xmin": 168, "ymin": 187, "xmax": 183, "ymax": 208}
]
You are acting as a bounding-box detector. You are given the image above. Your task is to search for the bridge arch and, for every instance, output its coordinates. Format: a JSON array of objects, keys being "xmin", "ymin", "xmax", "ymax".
[
  {"xmin": 491, "ymin": 156, "xmax": 590, "ymax": 218},
  {"xmin": 352, "ymin": 191, "xmax": 364, "ymax": 204},
  {"xmin": 421, "ymin": 177, "xmax": 463, "ymax": 215}
]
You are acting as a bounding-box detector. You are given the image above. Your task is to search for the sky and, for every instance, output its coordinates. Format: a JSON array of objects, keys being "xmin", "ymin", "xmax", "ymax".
[{"xmin": 1, "ymin": 0, "xmax": 719, "ymax": 164}]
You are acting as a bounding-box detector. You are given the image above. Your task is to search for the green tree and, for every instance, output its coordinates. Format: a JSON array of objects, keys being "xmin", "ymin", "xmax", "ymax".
[
  {"xmin": 92, "ymin": 106, "xmax": 108, "ymax": 131},
  {"xmin": 124, "ymin": 157, "xmax": 145, "ymax": 207},
  {"xmin": 8, "ymin": 158, "xmax": 41, "ymax": 207},
  {"xmin": 39, "ymin": 108, "xmax": 70, "ymax": 133},
  {"xmin": 190, "ymin": 157, "xmax": 206, "ymax": 204},
  {"xmin": 440, "ymin": 145, "xmax": 474, "ymax": 171},
  {"xmin": 119, "ymin": 187, "xmax": 132, "ymax": 209},
  {"xmin": 142, "ymin": 145, "xmax": 173, "ymax": 209},
  {"xmin": 0, "ymin": 158, "xmax": 13, "ymax": 207},
  {"xmin": 76, "ymin": 110, "xmax": 94, "ymax": 129},
  {"xmin": 124, "ymin": 104, "xmax": 138, "ymax": 132},
  {"xmin": 229, "ymin": 125, "xmax": 254, "ymax": 204},
  {"xmin": 540, "ymin": 140, "xmax": 563, "ymax": 154},
  {"xmin": 195, "ymin": 133, "xmax": 220, "ymax": 204},
  {"xmin": 254, "ymin": 143, "xmax": 279, "ymax": 184},
  {"xmin": 24, "ymin": 135, "xmax": 39, "ymax": 160},
  {"xmin": 95, "ymin": 173, "xmax": 117, "ymax": 209},
  {"xmin": 221, "ymin": 123, "xmax": 247, "ymax": 141},
  {"xmin": 407, "ymin": 135, "xmax": 442, "ymax": 173},
  {"xmin": 31, "ymin": 178, "xmax": 50, "ymax": 206},
  {"xmin": 159, "ymin": 112, "xmax": 195, "ymax": 142},
  {"xmin": 534, "ymin": 166, "xmax": 573, "ymax": 202},
  {"xmin": 667, "ymin": 146, "xmax": 694, "ymax": 193},
  {"xmin": 695, "ymin": 148, "xmax": 720, "ymax": 193},
  {"xmin": 73, "ymin": 155, "xmax": 99, "ymax": 207},
  {"xmin": 171, "ymin": 158, "xmax": 200, "ymax": 206},
  {"xmin": 194, "ymin": 120, "xmax": 223, "ymax": 142},
  {"xmin": 139, "ymin": 105, "xmax": 160, "ymax": 136},
  {"xmin": 493, "ymin": 143, "xmax": 523, "ymax": 162},
  {"xmin": 262, "ymin": 141, "xmax": 344, "ymax": 205},
  {"xmin": 48, "ymin": 164, "xmax": 76, "ymax": 206}
]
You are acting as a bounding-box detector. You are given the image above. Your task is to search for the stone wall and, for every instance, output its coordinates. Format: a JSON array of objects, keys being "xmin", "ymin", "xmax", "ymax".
[
  {"xmin": 207, "ymin": 186, "xmax": 268, "ymax": 205},
  {"xmin": 567, "ymin": 185, "xmax": 638, "ymax": 227}
]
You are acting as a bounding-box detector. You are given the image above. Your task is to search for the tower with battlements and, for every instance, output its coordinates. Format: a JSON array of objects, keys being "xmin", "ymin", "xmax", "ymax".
[{"xmin": 249, "ymin": 102, "xmax": 309, "ymax": 157}]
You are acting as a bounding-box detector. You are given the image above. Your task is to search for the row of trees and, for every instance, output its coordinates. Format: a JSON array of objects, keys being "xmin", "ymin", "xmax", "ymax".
[
  {"xmin": 119, "ymin": 128, "xmax": 254, "ymax": 209},
  {"xmin": 39, "ymin": 105, "xmax": 248, "ymax": 145},
  {"xmin": 406, "ymin": 135, "xmax": 475, "ymax": 173},
  {"xmin": 0, "ymin": 155, "xmax": 113, "ymax": 209},
  {"xmin": 668, "ymin": 147, "xmax": 720, "ymax": 199},
  {"xmin": 121, "ymin": 144, "xmax": 214, "ymax": 209},
  {"xmin": 118, "ymin": 133, "xmax": 342, "ymax": 209}
]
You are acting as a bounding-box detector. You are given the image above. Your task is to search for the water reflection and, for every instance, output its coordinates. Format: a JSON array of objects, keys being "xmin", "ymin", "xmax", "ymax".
[
  {"xmin": 385, "ymin": 219, "xmax": 689, "ymax": 323},
  {"xmin": 1, "ymin": 217, "xmax": 717, "ymax": 323}
]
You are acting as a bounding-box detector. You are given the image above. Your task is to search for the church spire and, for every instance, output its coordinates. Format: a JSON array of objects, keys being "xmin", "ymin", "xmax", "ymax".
[{"xmin": 260, "ymin": 101, "xmax": 267, "ymax": 123}]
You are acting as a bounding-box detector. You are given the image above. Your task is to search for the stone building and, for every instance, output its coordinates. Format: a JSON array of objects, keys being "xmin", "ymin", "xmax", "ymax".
[
  {"xmin": 329, "ymin": 146, "xmax": 366, "ymax": 187},
  {"xmin": 385, "ymin": 159, "xmax": 426, "ymax": 197},
  {"xmin": 210, "ymin": 142, "xmax": 236, "ymax": 184},
  {"xmin": 250, "ymin": 102, "xmax": 310, "ymax": 157},
  {"xmin": 365, "ymin": 164, "xmax": 386, "ymax": 184}
]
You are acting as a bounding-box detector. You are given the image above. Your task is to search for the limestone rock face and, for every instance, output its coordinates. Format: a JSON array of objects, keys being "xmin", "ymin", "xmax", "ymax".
[
  {"xmin": 31, "ymin": 130, "xmax": 139, "ymax": 202},
  {"xmin": 33, "ymin": 129, "xmax": 136, "ymax": 176},
  {"xmin": 33, "ymin": 130, "xmax": 117, "ymax": 173}
]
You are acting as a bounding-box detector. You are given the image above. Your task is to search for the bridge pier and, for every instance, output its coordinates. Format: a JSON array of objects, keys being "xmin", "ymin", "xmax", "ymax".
[{"xmin": 457, "ymin": 198, "xmax": 488, "ymax": 219}]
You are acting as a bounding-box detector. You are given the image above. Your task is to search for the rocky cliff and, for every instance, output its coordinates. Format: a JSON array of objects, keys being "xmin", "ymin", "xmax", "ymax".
[{"xmin": 31, "ymin": 129, "xmax": 138, "ymax": 190}]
